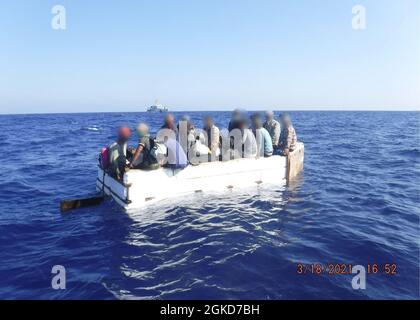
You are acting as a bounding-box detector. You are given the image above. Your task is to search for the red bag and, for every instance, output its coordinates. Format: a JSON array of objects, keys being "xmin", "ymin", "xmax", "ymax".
[{"xmin": 100, "ymin": 147, "xmax": 110, "ymax": 169}]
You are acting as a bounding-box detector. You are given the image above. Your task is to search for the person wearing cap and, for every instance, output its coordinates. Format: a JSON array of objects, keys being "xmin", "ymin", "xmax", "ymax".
[
  {"xmin": 263, "ymin": 111, "xmax": 281, "ymax": 149},
  {"xmin": 130, "ymin": 123, "xmax": 160, "ymax": 170},
  {"xmin": 251, "ymin": 113, "xmax": 273, "ymax": 157},
  {"xmin": 279, "ymin": 114, "xmax": 297, "ymax": 156},
  {"xmin": 109, "ymin": 126, "xmax": 132, "ymax": 180}
]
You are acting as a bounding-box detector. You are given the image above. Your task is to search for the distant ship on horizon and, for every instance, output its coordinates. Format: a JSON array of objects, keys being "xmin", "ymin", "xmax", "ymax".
[{"xmin": 147, "ymin": 100, "xmax": 169, "ymax": 113}]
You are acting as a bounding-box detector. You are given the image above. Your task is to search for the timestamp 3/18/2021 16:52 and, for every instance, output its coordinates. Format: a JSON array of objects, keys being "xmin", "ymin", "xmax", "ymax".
[{"xmin": 296, "ymin": 263, "xmax": 398, "ymax": 276}]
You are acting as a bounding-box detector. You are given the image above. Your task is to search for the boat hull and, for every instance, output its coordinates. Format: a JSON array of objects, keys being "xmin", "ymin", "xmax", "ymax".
[{"xmin": 96, "ymin": 143, "xmax": 304, "ymax": 211}]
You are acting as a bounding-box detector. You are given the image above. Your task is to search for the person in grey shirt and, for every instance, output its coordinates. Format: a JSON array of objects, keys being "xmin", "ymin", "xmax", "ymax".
[{"xmin": 263, "ymin": 111, "xmax": 281, "ymax": 149}]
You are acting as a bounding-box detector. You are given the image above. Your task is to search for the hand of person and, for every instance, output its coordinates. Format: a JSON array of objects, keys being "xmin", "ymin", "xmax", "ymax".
[{"xmin": 283, "ymin": 148, "xmax": 289, "ymax": 156}]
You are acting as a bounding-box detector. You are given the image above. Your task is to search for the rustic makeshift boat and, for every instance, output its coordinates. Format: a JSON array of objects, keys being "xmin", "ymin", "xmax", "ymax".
[{"xmin": 96, "ymin": 142, "xmax": 304, "ymax": 212}]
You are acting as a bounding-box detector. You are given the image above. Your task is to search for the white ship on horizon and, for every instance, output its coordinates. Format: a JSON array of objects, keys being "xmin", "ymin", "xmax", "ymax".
[{"xmin": 147, "ymin": 100, "xmax": 169, "ymax": 113}]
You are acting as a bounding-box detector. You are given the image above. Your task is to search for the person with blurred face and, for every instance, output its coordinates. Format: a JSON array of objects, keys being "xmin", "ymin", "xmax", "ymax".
[
  {"xmin": 178, "ymin": 115, "xmax": 196, "ymax": 153},
  {"xmin": 130, "ymin": 123, "xmax": 160, "ymax": 170},
  {"xmin": 161, "ymin": 113, "xmax": 179, "ymax": 137},
  {"xmin": 238, "ymin": 118, "xmax": 257, "ymax": 158},
  {"xmin": 279, "ymin": 114, "xmax": 297, "ymax": 156},
  {"xmin": 228, "ymin": 109, "xmax": 243, "ymax": 132},
  {"xmin": 108, "ymin": 126, "xmax": 132, "ymax": 180},
  {"xmin": 263, "ymin": 110, "xmax": 281, "ymax": 149},
  {"xmin": 251, "ymin": 113, "xmax": 273, "ymax": 157},
  {"xmin": 156, "ymin": 115, "xmax": 189, "ymax": 169},
  {"xmin": 228, "ymin": 109, "xmax": 248, "ymax": 154},
  {"xmin": 203, "ymin": 116, "xmax": 220, "ymax": 161}
]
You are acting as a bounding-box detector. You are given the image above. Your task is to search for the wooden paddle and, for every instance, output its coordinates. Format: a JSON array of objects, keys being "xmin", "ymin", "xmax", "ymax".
[{"xmin": 60, "ymin": 196, "xmax": 104, "ymax": 213}]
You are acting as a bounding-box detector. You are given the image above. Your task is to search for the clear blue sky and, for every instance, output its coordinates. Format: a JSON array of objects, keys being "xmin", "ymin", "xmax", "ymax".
[{"xmin": 0, "ymin": 0, "xmax": 419, "ymax": 114}]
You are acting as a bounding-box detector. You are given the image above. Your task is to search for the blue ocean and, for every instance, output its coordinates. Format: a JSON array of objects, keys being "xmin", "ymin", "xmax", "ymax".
[{"xmin": 0, "ymin": 111, "xmax": 419, "ymax": 300}]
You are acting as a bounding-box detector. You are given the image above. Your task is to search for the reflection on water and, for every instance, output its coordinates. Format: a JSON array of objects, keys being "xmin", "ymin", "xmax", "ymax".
[{"xmin": 106, "ymin": 186, "xmax": 293, "ymax": 300}]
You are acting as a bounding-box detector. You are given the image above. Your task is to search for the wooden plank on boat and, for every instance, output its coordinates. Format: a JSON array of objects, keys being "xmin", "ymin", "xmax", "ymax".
[
  {"xmin": 60, "ymin": 196, "xmax": 104, "ymax": 213},
  {"xmin": 287, "ymin": 143, "xmax": 304, "ymax": 184}
]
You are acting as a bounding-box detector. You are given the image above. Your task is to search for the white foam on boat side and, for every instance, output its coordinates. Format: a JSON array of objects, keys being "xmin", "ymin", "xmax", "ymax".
[{"xmin": 97, "ymin": 142, "xmax": 304, "ymax": 212}]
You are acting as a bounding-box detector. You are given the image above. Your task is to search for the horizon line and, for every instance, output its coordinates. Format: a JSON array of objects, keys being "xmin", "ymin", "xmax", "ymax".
[{"xmin": 1, "ymin": 107, "xmax": 420, "ymax": 116}]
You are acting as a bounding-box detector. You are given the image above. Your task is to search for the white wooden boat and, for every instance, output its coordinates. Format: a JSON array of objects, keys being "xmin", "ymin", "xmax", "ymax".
[{"xmin": 96, "ymin": 142, "xmax": 304, "ymax": 212}]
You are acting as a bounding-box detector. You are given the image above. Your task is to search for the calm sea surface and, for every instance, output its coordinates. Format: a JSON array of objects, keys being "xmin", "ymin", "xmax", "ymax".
[{"xmin": 0, "ymin": 111, "xmax": 419, "ymax": 299}]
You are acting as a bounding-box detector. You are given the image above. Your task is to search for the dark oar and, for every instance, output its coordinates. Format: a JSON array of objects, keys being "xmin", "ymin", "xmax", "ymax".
[{"xmin": 60, "ymin": 196, "xmax": 104, "ymax": 213}]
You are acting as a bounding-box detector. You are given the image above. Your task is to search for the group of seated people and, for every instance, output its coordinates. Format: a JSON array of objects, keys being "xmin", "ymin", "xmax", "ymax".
[{"xmin": 102, "ymin": 110, "xmax": 297, "ymax": 181}]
